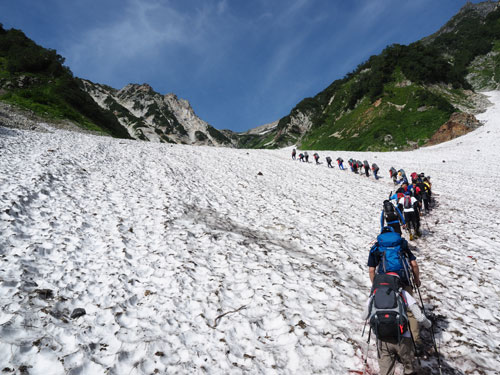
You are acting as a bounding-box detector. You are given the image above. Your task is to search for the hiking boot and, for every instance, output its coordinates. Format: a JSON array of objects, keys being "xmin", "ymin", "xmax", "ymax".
[{"xmin": 414, "ymin": 343, "xmax": 425, "ymax": 357}]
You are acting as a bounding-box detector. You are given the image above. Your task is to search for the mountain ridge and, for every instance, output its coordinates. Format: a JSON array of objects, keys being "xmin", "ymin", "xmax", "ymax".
[
  {"xmin": 80, "ymin": 80, "xmax": 236, "ymax": 146},
  {"xmin": 1, "ymin": 2, "xmax": 500, "ymax": 150},
  {"xmin": 246, "ymin": 0, "xmax": 500, "ymax": 151}
]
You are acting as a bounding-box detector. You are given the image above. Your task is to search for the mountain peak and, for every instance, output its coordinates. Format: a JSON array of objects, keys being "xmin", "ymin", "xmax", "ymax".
[
  {"xmin": 81, "ymin": 80, "xmax": 236, "ymax": 146},
  {"xmin": 460, "ymin": 0, "xmax": 499, "ymax": 16},
  {"xmin": 422, "ymin": 0, "xmax": 499, "ymax": 45}
]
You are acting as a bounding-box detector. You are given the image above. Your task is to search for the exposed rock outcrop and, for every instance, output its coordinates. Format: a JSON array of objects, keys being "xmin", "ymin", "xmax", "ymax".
[
  {"xmin": 427, "ymin": 112, "xmax": 482, "ymax": 145},
  {"xmin": 80, "ymin": 80, "xmax": 236, "ymax": 146}
]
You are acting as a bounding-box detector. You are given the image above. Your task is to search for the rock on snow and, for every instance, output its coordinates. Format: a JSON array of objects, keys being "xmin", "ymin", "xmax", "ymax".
[{"xmin": 1, "ymin": 92, "xmax": 500, "ymax": 374}]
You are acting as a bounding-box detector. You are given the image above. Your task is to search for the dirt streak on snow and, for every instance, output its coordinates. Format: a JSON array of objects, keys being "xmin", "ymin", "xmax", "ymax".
[{"xmin": 0, "ymin": 92, "xmax": 499, "ymax": 374}]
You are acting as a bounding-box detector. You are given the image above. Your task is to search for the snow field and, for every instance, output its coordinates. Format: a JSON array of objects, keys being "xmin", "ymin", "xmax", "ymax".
[{"xmin": 0, "ymin": 92, "xmax": 499, "ymax": 374}]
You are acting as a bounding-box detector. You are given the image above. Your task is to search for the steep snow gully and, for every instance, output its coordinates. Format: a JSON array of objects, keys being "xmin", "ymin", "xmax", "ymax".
[{"xmin": 0, "ymin": 92, "xmax": 499, "ymax": 374}]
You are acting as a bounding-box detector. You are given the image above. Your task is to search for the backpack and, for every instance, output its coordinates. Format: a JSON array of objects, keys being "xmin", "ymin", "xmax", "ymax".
[
  {"xmin": 383, "ymin": 200, "xmax": 398, "ymax": 222},
  {"xmin": 403, "ymin": 195, "xmax": 412, "ymax": 210},
  {"xmin": 368, "ymin": 274, "xmax": 409, "ymax": 343},
  {"xmin": 372, "ymin": 228, "xmax": 409, "ymax": 276}
]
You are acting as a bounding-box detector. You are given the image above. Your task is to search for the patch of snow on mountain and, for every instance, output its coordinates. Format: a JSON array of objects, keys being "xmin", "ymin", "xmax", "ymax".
[{"xmin": 0, "ymin": 93, "xmax": 500, "ymax": 374}]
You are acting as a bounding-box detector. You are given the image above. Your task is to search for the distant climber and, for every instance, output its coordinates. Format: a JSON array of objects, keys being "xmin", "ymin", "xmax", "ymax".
[
  {"xmin": 352, "ymin": 160, "xmax": 359, "ymax": 173},
  {"xmin": 396, "ymin": 169, "xmax": 408, "ymax": 185},
  {"xmin": 372, "ymin": 163, "xmax": 379, "ymax": 180},
  {"xmin": 326, "ymin": 156, "xmax": 333, "ymax": 168},
  {"xmin": 337, "ymin": 157, "xmax": 345, "ymax": 170},
  {"xmin": 363, "ymin": 160, "xmax": 370, "ymax": 177},
  {"xmin": 389, "ymin": 167, "xmax": 397, "ymax": 185},
  {"xmin": 292, "ymin": 148, "xmax": 296, "ymax": 160},
  {"xmin": 313, "ymin": 153, "xmax": 320, "ymax": 164},
  {"xmin": 304, "ymin": 151, "xmax": 309, "ymax": 163}
]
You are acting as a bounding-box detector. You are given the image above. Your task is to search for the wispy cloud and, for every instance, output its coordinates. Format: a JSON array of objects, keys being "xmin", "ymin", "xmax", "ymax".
[{"xmin": 64, "ymin": 0, "xmax": 229, "ymax": 83}]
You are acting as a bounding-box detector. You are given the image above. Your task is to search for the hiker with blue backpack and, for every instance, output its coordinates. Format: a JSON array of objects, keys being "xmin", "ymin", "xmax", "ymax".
[
  {"xmin": 395, "ymin": 169, "xmax": 408, "ymax": 185},
  {"xmin": 367, "ymin": 227, "xmax": 423, "ymax": 348},
  {"xmin": 364, "ymin": 272, "xmax": 432, "ymax": 375}
]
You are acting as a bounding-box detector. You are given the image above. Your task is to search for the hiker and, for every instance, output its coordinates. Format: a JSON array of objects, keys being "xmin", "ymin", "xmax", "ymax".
[
  {"xmin": 423, "ymin": 177, "xmax": 433, "ymax": 208},
  {"xmin": 396, "ymin": 169, "xmax": 408, "ymax": 185},
  {"xmin": 415, "ymin": 179, "xmax": 431, "ymax": 214},
  {"xmin": 380, "ymin": 199, "xmax": 405, "ymax": 235},
  {"xmin": 365, "ymin": 272, "xmax": 432, "ymax": 375},
  {"xmin": 399, "ymin": 192, "xmax": 421, "ymax": 238},
  {"xmin": 352, "ymin": 160, "xmax": 358, "ymax": 174},
  {"xmin": 298, "ymin": 153, "xmax": 304, "ymax": 162},
  {"xmin": 337, "ymin": 157, "xmax": 345, "ymax": 170},
  {"xmin": 410, "ymin": 172, "xmax": 420, "ymax": 183},
  {"xmin": 326, "ymin": 156, "xmax": 333, "ymax": 168},
  {"xmin": 304, "ymin": 151, "xmax": 309, "ymax": 163},
  {"xmin": 363, "ymin": 160, "xmax": 370, "ymax": 177},
  {"xmin": 292, "ymin": 148, "xmax": 296, "ymax": 160},
  {"xmin": 372, "ymin": 163, "xmax": 380, "ymax": 180},
  {"xmin": 357, "ymin": 161, "xmax": 363, "ymax": 174},
  {"xmin": 368, "ymin": 227, "xmax": 423, "ymax": 347},
  {"xmin": 313, "ymin": 153, "xmax": 320, "ymax": 164},
  {"xmin": 389, "ymin": 167, "xmax": 397, "ymax": 185}
]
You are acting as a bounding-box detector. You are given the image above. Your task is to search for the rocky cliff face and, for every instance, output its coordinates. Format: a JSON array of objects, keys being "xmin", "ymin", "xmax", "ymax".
[
  {"xmin": 422, "ymin": 1, "xmax": 499, "ymax": 45},
  {"xmin": 80, "ymin": 80, "xmax": 235, "ymax": 146},
  {"xmin": 426, "ymin": 112, "xmax": 482, "ymax": 145}
]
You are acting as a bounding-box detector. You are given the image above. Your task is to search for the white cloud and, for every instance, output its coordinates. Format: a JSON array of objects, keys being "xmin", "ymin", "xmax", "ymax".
[{"xmin": 64, "ymin": 0, "xmax": 231, "ymax": 82}]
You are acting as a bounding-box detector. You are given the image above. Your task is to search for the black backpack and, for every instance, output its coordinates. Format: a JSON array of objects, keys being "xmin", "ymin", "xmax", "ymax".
[
  {"xmin": 383, "ymin": 200, "xmax": 398, "ymax": 222},
  {"xmin": 403, "ymin": 195, "xmax": 413, "ymax": 210},
  {"xmin": 368, "ymin": 274, "xmax": 409, "ymax": 343}
]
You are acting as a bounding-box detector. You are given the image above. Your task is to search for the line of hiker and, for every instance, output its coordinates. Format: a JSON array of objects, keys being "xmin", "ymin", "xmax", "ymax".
[
  {"xmin": 364, "ymin": 172, "xmax": 440, "ymax": 375},
  {"xmin": 291, "ymin": 149, "xmax": 379, "ymax": 179},
  {"xmin": 289, "ymin": 148, "xmax": 440, "ymax": 373},
  {"xmin": 347, "ymin": 159, "xmax": 380, "ymax": 179},
  {"xmin": 384, "ymin": 169, "xmax": 433, "ymax": 240}
]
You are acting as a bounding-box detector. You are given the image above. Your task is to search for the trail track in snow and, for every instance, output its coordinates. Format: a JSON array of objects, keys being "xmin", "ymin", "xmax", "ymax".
[{"xmin": 0, "ymin": 92, "xmax": 499, "ymax": 374}]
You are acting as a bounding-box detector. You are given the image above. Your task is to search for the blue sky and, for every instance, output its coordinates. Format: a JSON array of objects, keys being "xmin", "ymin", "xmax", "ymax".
[{"xmin": 0, "ymin": 0, "xmax": 483, "ymax": 132}]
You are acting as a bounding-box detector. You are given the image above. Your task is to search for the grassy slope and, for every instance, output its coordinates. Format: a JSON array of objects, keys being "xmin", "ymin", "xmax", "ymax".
[
  {"xmin": 300, "ymin": 69, "xmax": 454, "ymax": 151},
  {"xmin": 0, "ymin": 28, "xmax": 130, "ymax": 138},
  {"xmin": 254, "ymin": 6, "xmax": 500, "ymax": 151}
]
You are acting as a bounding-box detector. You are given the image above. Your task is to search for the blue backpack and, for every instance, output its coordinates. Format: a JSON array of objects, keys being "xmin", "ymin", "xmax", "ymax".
[{"xmin": 371, "ymin": 227, "xmax": 410, "ymax": 279}]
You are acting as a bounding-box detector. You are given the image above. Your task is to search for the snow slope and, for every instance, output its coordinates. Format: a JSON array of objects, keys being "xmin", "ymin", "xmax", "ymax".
[{"xmin": 0, "ymin": 92, "xmax": 499, "ymax": 374}]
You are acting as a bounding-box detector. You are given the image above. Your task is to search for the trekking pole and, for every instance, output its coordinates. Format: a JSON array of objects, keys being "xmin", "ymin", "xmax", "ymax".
[
  {"xmin": 409, "ymin": 272, "xmax": 444, "ymax": 375},
  {"xmin": 407, "ymin": 324, "xmax": 421, "ymax": 366},
  {"xmin": 414, "ymin": 281, "xmax": 444, "ymax": 375},
  {"xmin": 423, "ymin": 215, "xmax": 431, "ymax": 233},
  {"xmin": 362, "ymin": 327, "xmax": 371, "ymax": 375}
]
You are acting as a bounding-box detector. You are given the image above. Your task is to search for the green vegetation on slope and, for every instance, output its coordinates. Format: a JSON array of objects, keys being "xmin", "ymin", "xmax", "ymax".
[
  {"xmin": 301, "ymin": 76, "xmax": 455, "ymax": 151},
  {"xmin": 255, "ymin": 5, "xmax": 500, "ymax": 151},
  {"xmin": 0, "ymin": 24, "xmax": 130, "ymax": 138}
]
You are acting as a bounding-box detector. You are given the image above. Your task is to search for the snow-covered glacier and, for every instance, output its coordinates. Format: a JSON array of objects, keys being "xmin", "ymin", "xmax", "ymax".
[{"xmin": 0, "ymin": 93, "xmax": 499, "ymax": 374}]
